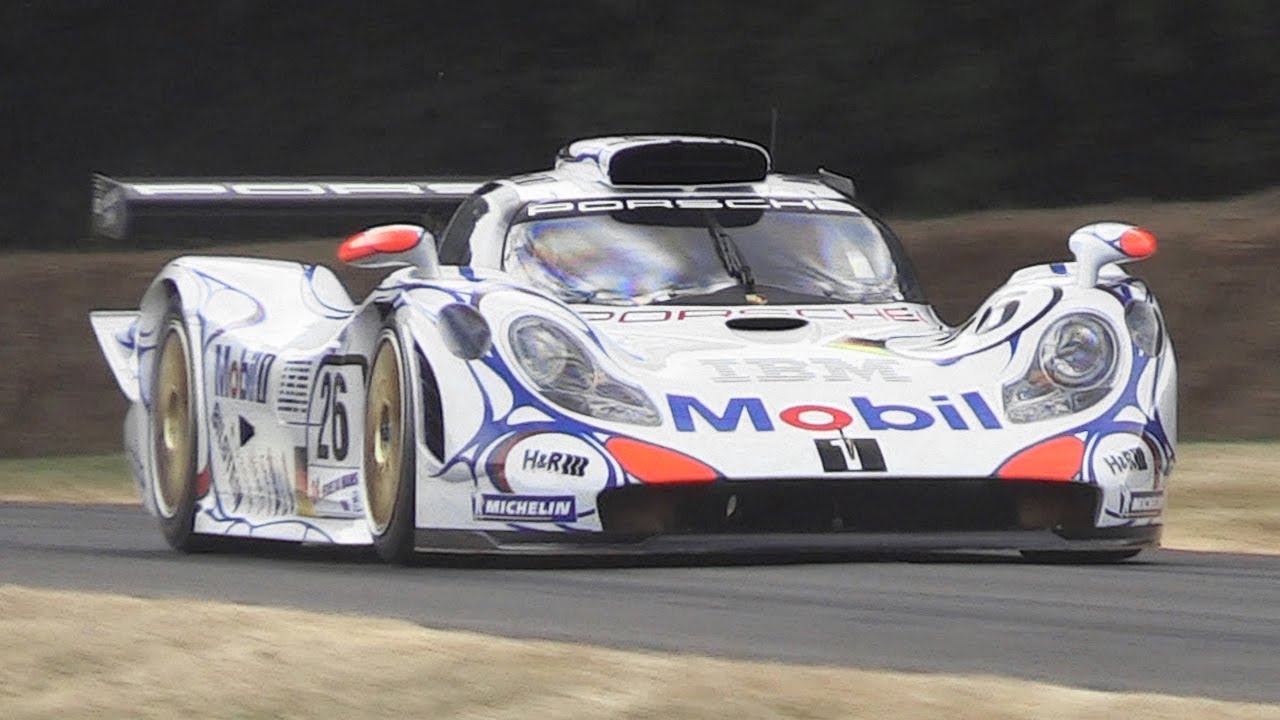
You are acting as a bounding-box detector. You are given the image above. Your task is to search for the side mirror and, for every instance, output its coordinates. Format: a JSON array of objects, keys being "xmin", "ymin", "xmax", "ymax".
[
  {"xmin": 1067, "ymin": 222, "xmax": 1157, "ymax": 288},
  {"xmin": 338, "ymin": 224, "xmax": 440, "ymax": 278}
]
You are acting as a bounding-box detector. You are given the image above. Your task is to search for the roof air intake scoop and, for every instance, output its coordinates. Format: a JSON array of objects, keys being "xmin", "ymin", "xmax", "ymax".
[
  {"xmin": 608, "ymin": 140, "xmax": 769, "ymax": 185},
  {"xmin": 557, "ymin": 136, "xmax": 771, "ymax": 186}
]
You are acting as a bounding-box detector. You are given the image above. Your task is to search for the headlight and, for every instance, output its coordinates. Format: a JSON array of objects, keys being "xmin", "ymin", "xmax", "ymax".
[
  {"xmin": 508, "ymin": 316, "xmax": 661, "ymax": 426},
  {"xmin": 1003, "ymin": 314, "xmax": 1117, "ymax": 423},
  {"xmin": 1038, "ymin": 315, "xmax": 1116, "ymax": 388}
]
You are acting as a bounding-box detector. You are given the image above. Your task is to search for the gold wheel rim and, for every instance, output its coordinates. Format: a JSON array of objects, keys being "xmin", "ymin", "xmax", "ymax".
[
  {"xmin": 154, "ymin": 326, "xmax": 193, "ymax": 518},
  {"xmin": 365, "ymin": 336, "xmax": 404, "ymax": 535}
]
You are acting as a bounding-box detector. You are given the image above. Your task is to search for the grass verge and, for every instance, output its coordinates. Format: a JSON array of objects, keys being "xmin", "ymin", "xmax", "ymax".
[
  {"xmin": 1162, "ymin": 442, "xmax": 1280, "ymax": 554},
  {"xmin": 0, "ymin": 453, "xmax": 133, "ymax": 504},
  {"xmin": 1, "ymin": 585, "xmax": 1277, "ymax": 720},
  {"xmin": 0, "ymin": 443, "xmax": 1276, "ymax": 554}
]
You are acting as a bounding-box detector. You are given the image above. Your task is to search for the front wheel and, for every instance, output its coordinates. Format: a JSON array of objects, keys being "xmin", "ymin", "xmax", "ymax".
[{"xmin": 362, "ymin": 327, "xmax": 416, "ymax": 564}]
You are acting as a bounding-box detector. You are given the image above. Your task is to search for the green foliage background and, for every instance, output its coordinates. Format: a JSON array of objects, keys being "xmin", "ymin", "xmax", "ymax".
[{"xmin": 3, "ymin": 1, "xmax": 1278, "ymax": 247}]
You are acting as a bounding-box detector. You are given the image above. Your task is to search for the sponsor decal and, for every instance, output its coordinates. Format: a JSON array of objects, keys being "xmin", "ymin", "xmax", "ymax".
[
  {"xmin": 319, "ymin": 471, "xmax": 359, "ymax": 497},
  {"xmin": 1089, "ymin": 434, "xmax": 1160, "ymax": 490},
  {"xmin": 521, "ymin": 448, "xmax": 589, "ymax": 477},
  {"xmin": 522, "ymin": 196, "xmax": 859, "ymax": 220},
  {"xmin": 667, "ymin": 393, "xmax": 1002, "ymax": 433},
  {"xmin": 700, "ymin": 357, "xmax": 908, "ymax": 384},
  {"xmin": 486, "ymin": 431, "xmax": 609, "ymax": 493},
  {"xmin": 478, "ymin": 494, "xmax": 577, "ymax": 522},
  {"xmin": 238, "ymin": 416, "xmax": 255, "ymax": 446},
  {"xmin": 307, "ymin": 467, "xmax": 362, "ymax": 516},
  {"xmin": 578, "ymin": 306, "xmax": 925, "ymax": 323},
  {"xmin": 211, "ymin": 404, "xmax": 297, "ymax": 517},
  {"xmin": 231, "ymin": 450, "xmax": 295, "ymax": 517},
  {"xmin": 210, "ymin": 403, "xmax": 236, "ymax": 470},
  {"xmin": 814, "ymin": 437, "xmax": 887, "ymax": 472},
  {"xmin": 1125, "ymin": 490, "xmax": 1165, "ymax": 518},
  {"xmin": 1104, "ymin": 447, "xmax": 1148, "ymax": 474},
  {"xmin": 213, "ymin": 345, "xmax": 276, "ymax": 403}
]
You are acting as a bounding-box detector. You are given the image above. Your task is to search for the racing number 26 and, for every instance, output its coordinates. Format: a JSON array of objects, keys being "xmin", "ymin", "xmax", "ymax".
[{"xmin": 315, "ymin": 371, "xmax": 349, "ymax": 461}]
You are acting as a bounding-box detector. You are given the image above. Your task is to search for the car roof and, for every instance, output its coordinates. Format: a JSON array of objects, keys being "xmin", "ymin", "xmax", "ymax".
[{"xmin": 487, "ymin": 135, "xmax": 851, "ymax": 204}]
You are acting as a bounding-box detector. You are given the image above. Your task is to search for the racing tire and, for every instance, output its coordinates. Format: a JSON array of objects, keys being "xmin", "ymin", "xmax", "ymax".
[
  {"xmin": 150, "ymin": 303, "xmax": 203, "ymax": 551},
  {"xmin": 1019, "ymin": 549, "xmax": 1142, "ymax": 564},
  {"xmin": 363, "ymin": 327, "xmax": 417, "ymax": 564}
]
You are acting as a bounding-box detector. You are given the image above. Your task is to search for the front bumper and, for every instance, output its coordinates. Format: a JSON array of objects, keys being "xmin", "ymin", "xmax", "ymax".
[{"xmin": 421, "ymin": 478, "xmax": 1161, "ymax": 556}]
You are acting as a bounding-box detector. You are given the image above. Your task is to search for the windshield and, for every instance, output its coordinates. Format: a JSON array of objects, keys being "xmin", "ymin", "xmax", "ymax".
[{"xmin": 502, "ymin": 200, "xmax": 907, "ymax": 306}]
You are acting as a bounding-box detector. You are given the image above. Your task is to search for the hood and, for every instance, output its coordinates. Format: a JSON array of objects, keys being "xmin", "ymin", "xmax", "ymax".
[
  {"xmin": 578, "ymin": 302, "xmax": 949, "ymax": 370},
  {"xmin": 408, "ymin": 278, "xmax": 1162, "ymax": 483}
]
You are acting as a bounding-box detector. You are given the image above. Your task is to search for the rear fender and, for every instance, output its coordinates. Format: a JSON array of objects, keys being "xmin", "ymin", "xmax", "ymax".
[{"xmin": 132, "ymin": 257, "xmax": 356, "ymax": 503}]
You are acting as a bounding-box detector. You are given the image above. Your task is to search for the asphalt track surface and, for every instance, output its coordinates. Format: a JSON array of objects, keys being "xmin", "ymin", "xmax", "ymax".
[{"xmin": 2, "ymin": 504, "xmax": 1278, "ymax": 703}]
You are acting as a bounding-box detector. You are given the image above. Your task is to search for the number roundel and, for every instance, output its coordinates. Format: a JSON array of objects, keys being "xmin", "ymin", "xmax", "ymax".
[
  {"xmin": 331, "ymin": 375, "xmax": 350, "ymax": 461},
  {"xmin": 316, "ymin": 371, "xmax": 350, "ymax": 462},
  {"xmin": 307, "ymin": 361, "xmax": 365, "ymax": 472}
]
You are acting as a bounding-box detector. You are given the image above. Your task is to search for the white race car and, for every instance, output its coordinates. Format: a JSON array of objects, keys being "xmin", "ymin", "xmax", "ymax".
[{"xmin": 90, "ymin": 135, "xmax": 1175, "ymax": 563}]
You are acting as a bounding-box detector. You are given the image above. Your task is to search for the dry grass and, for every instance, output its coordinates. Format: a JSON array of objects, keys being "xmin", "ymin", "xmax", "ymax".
[
  {"xmin": 2, "ymin": 443, "xmax": 1279, "ymax": 553},
  {"xmin": 1162, "ymin": 442, "xmax": 1280, "ymax": 554},
  {"xmin": 0, "ymin": 584, "xmax": 1276, "ymax": 720},
  {"xmin": 0, "ymin": 453, "xmax": 134, "ymax": 504}
]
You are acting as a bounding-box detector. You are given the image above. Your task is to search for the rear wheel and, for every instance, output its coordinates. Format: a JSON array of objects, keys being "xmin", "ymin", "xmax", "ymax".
[
  {"xmin": 363, "ymin": 328, "xmax": 416, "ymax": 564},
  {"xmin": 151, "ymin": 308, "xmax": 202, "ymax": 551},
  {"xmin": 1020, "ymin": 549, "xmax": 1142, "ymax": 564}
]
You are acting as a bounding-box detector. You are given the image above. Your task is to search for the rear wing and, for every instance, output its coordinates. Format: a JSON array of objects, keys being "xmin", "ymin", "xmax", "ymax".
[{"xmin": 91, "ymin": 174, "xmax": 489, "ymax": 242}]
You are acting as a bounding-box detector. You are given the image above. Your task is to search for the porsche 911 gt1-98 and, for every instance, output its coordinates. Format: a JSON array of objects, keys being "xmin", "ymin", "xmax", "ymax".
[{"xmin": 90, "ymin": 136, "xmax": 1175, "ymax": 563}]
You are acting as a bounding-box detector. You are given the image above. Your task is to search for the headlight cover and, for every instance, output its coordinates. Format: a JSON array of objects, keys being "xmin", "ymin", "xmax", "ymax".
[
  {"xmin": 508, "ymin": 316, "xmax": 661, "ymax": 426},
  {"xmin": 1124, "ymin": 300, "xmax": 1163, "ymax": 357},
  {"xmin": 1003, "ymin": 314, "xmax": 1118, "ymax": 423}
]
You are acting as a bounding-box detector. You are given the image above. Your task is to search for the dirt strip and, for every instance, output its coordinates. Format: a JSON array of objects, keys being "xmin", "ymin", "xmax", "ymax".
[{"xmin": 0, "ymin": 585, "xmax": 1276, "ymax": 720}]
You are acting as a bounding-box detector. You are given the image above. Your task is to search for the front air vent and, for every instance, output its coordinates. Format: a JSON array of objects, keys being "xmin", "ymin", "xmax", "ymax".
[
  {"xmin": 597, "ymin": 479, "xmax": 1100, "ymax": 535},
  {"xmin": 725, "ymin": 317, "xmax": 808, "ymax": 331}
]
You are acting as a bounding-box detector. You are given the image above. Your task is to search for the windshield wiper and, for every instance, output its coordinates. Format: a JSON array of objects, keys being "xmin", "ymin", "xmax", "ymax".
[{"xmin": 705, "ymin": 214, "xmax": 756, "ymax": 294}]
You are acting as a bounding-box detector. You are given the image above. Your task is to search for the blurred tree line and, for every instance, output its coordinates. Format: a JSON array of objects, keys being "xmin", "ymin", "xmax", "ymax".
[{"xmin": 2, "ymin": 0, "xmax": 1277, "ymax": 249}]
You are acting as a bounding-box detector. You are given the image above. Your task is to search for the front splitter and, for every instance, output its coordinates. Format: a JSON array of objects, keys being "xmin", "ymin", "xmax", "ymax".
[{"xmin": 414, "ymin": 524, "xmax": 1161, "ymax": 557}]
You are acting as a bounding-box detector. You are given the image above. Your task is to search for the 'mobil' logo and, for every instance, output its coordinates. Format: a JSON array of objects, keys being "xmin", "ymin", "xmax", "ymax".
[{"xmin": 667, "ymin": 393, "xmax": 1002, "ymax": 432}]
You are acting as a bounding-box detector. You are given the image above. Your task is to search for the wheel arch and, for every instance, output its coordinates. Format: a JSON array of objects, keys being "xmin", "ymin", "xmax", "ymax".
[
  {"xmin": 357, "ymin": 284, "xmax": 488, "ymax": 538},
  {"xmin": 136, "ymin": 265, "xmax": 212, "ymax": 499},
  {"xmin": 385, "ymin": 306, "xmax": 447, "ymax": 466}
]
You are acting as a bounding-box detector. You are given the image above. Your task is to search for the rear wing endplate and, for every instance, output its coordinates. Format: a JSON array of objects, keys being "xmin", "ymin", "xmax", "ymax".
[
  {"xmin": 89, "ymin": 311, "xmax": 141, "ymax": 402},
  {"xmin": 91, "ymin": 174, "xmax": 489, "ymax": 241}
]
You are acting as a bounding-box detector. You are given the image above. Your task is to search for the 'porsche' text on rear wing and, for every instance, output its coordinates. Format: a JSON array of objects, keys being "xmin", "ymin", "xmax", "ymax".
[{"xmin": 90, "ymin": 174, "xmax": 488, "ymax": 242}]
